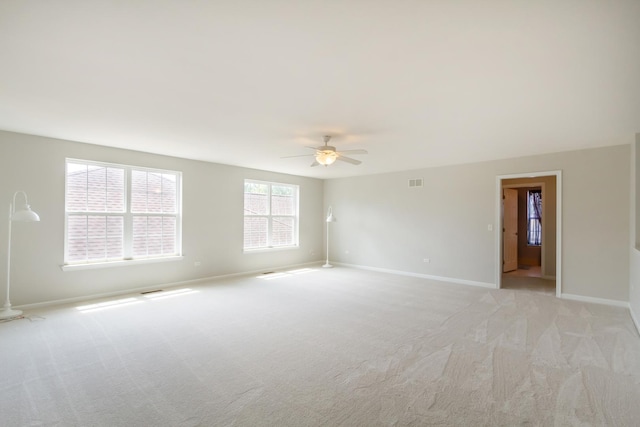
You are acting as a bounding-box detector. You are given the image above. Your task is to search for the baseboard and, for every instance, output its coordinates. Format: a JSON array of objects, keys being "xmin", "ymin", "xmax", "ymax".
[
  {"xmin": 21, "ymin": 260, "xmax": 633, "ymax": 315},
  {"xmin": 335, "ymin": 262, "xmax": 496, "ymax": 289},
  {"xmin": 560, "ymin": 293, "xmax": 629, "ymax": 308},
  {"xmin": 629, "ymin": 305, "xmax": 640, "ymax": 336},
  {"xmin": 17, "ymin": 277, "xmax": 215, "ymax": 311},
  {"xmin": 16, "ymin": 260, "xmax": 322, "ymax": 311}
]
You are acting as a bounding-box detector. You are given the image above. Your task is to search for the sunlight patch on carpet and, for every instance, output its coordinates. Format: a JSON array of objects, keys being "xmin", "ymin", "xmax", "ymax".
[
  {"xmin": 76, "ymin": 297, "xmax": 142, "ymax": 313},
  {"xmin": 256, "ymin": 268, "xmax": 317, "ymax": 280},
  {"xmin": 142, "ymin": 288, "xmax": 198, "ymax": 300},
  {"xmin": 75, "ymin": 288, "xmax": 199, "ymax": 313}
]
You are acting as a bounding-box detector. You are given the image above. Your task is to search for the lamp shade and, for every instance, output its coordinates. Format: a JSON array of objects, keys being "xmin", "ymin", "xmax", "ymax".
[
  {"xmin": 326, "ymin": 206, "xmax": 336, "ymax": 222},
  {"xmin": 12, "ymin": 205, "xmax": 40, "ymax": 222}
]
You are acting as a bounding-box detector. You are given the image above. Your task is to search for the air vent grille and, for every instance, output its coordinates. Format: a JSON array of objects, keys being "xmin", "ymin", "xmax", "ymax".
[{"xmin": 408, "ymin": 178, "xmax": 423, "ymax": 188}]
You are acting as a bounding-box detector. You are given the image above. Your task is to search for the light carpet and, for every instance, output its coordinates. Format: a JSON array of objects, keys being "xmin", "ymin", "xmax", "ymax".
[
  {"xmin": 1, "ymin": 266, "xmax": 639, "ymax": 426},
  {"xmin": 501, "ymin": 274, "xmax": 556, "ymax": 296}
]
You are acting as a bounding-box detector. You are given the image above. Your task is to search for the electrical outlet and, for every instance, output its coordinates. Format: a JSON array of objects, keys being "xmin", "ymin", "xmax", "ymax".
[
  {"xmin": 194, "ymin": 261, "xmax": 201, "ymax": 267},
  {"xmin": 423, "ymin": 258, "xmax": 430, "ymax": 263},
  {"xmin": 487, "ymin": 224, "xmax": 493, "ymax": 231}
]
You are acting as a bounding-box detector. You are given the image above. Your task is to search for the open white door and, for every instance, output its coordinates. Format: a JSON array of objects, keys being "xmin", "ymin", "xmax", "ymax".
[{"xmin": 503, "ymin": 188, "xmax": 518, "ymax": 272}]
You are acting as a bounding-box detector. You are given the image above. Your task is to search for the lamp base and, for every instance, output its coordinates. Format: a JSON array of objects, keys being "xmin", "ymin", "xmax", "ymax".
[
  {"xmin": 322, "ymin": 263, "xmax": 333, "ymax": 268},
  {"xmin": 0, "ymin": 308, "xmax": 23, "ymax": 320}
]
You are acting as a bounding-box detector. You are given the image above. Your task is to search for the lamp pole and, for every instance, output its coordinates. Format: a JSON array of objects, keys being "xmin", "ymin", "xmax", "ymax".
[
  {"xmin": 1, "ymin": 191, "xmax": 40, "ymax": 320},
  {"xmin": 323, "ymin": 206, "xmax": 335, "ymax": 268},
  {"xmin": 323, "ymin": 221, "xmax": 331, "ymax": 268},
  {"xmin": 2, "ymin": 202, "xmax": 19, "ymax": 318}
]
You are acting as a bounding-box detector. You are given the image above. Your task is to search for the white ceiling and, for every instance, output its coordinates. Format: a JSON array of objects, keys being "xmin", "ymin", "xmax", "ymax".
[{"xmin": 1, "ymin": 1, "xmax": 639, "ymax": 179}]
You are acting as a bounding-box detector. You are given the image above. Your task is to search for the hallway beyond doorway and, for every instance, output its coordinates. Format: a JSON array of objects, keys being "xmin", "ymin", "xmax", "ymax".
[
  {"xmin": 504, "ymin": 265, "xmax": 541, "ymax": 278},
  {"xmin": 502, "ymin": 268, "xmax": 555, "ymax": 295}
]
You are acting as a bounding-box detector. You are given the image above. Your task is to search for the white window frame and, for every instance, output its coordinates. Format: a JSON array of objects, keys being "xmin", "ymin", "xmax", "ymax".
[
  {"xmin": 243, "ymin": 179, "xmax": 299, "ymax": 252},
  {"xmin": 63, "ymin": 158, "xmax": 182, "ymax": 269}
]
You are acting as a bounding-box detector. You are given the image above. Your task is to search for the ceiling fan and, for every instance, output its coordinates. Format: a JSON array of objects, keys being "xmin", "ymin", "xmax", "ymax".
[{"xmin": 283, "ymin": 135, "xmax": 368, "ymax": 167}]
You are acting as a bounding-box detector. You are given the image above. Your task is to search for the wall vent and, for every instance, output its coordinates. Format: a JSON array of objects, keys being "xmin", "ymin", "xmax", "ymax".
[{"xmin": 408, "ymin": 178, "xmax": 423, "ymax": 188}]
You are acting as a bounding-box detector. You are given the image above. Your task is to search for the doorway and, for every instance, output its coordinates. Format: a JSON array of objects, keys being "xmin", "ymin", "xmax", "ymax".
[
  {"xmin": 495, "ymin": 171, "xmax": 562, "ymax": 297},
  {"xmin": 502, "ymin": 183, "xmax": 544, "ymax": 276}
]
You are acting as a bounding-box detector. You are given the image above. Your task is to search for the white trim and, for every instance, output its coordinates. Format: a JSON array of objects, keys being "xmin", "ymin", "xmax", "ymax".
[
  {"xmin": 66, "ymin": 157, "xmax": 182, "ymax": 176},
  {"xmin": 560, "ymin": 293, "xmax": 629, "ymax": 308},
  {"xmin": 630, "ymin": 306, "xmax": 640, "ymax": 336},
  {"xmin": 61, "ymin": 256, "xmax": 184, "ymax": 271},
  {"xmin": 335, "ymin": 262, "xmax": 496, "ymax": 289},
  {"xmin": 243, "ymin": 245, "xmax": 300, "ymax": 254},
  {"xmin": 64, "ymin": 158, "xmax": 183, "ymax": 263},
  {"xmin": 243, "ymin": 179, "xmax": 300, "ymax": 251},
  {"xmin": 20, "ymin": 276, "xmax": 214, "ymax": 310},
  {"xmin": 495, "ymin": 170, "xmax": 562, "ymax": 298},
  {"xmin": 18, "ymin": 261, "xmax": 321, "ymax": 311}
]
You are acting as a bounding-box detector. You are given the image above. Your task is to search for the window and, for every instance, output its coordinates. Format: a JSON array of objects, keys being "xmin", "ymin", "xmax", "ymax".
[
  {"xmin": 65, "ymin": 159, "xmax": 181, "ymax": 265},
  {"xmin": 527, "ymin": 189, "xmax": 542, "ymax": 246},
  {"xmin": 243, "ymin": 180, "xmax": 298, "ymax": 250}
]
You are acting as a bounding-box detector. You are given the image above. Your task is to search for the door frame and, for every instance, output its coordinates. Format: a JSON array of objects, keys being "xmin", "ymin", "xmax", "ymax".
[
  {"xmin": 495, "ymin": 170, "xmax": 562, "ymax": 297},
  {"xmin": 502, "ymin": 182, "xmax": 545, "ymax": 277}
]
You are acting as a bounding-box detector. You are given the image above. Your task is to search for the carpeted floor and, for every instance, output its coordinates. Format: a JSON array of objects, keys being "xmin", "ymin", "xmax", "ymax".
[
  {"xmin": 1, "ymin": 266, "xmax": 639, "ymax": 426},
  {"xmin": 501, "ymin": 274, "xmax": 556, "ymax": 295}
]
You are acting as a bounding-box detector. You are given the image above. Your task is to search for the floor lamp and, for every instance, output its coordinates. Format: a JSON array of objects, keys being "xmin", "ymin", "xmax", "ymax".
[
  {"xmin": 323, "ymin": 206, "xmax": 336, "ymax": 268},
  {"xmin": 1, "ymin": 191, "xmax": 40, "ymax": 320}
]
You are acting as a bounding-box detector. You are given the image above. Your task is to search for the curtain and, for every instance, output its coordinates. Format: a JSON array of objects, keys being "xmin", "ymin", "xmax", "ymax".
[{"xmin": 528, "ymin": 190, "xmax": 542, "ymax": 245}]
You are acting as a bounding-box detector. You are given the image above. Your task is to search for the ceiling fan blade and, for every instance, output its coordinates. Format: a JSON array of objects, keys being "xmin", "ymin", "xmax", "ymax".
[
  {"xmin": 337, "ymin": 149, "xmax": 368, "ymax": 155},
  {"xmin": 284, "ymin": 136, "xmax": 365, "ymax": 167},
  {"xmin": 336, "ymin": 156, "xmax": 361, "ymax": 165},
  {"xmin": 281, "ymin": 154, "xmax": 315, "ymax": 158}
]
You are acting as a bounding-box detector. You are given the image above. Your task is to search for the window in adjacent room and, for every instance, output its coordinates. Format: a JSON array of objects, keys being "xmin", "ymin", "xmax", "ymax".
[
  {"xmin": 65, "ymin": 159, "xmax": 182, "ymax": 265},
  {"xmin": 243, "ymin": 180, "xmax": 299, "ymax": 250},
  {"xmin": 527, "ymin": 189, "xmax": 542, "ymax": 246}
]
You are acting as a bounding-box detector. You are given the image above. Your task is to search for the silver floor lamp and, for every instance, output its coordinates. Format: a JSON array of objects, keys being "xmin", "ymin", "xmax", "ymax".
[
  {"xmin": 1, "ymin": 191, "xmax": 40, "ymax": 320},
  {"xmin": 323, "ymin": 206, "xmax": 336, "ymax": 268}
]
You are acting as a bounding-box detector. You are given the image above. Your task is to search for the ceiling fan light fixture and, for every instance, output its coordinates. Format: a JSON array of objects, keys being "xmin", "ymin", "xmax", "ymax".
[
  {"xmin": 315, "ymin": 150, "xmax": 337, "ymax": 166},
  {"xmin": 283, "ymin": 135, "xmax": 366, "ymax": 168}
]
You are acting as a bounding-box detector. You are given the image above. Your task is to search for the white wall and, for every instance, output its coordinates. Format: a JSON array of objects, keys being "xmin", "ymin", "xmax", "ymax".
[
  {"xmin": 630, "ymin": 134, "xmax": 640, "ymax": 328},
  {"xmin": 325, "ymin": 144, "xmax": 630, "ymax": 302},
  {"xmin": 0, "ymin": 131, "xmax": 324, "ymax": 306},
  {"xmin": 1, "ymin": 129, "xmax": 632, "ymax": 308}
]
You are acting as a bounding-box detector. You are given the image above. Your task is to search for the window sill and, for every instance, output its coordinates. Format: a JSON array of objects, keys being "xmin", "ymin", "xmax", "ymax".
[
  {"xmin": 61, "ymin": 256, "xmax": 184, "ymax": 271},
  {"xmin": 243, "ymin": 246, "xmax": 299, "ymax": 254}
]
